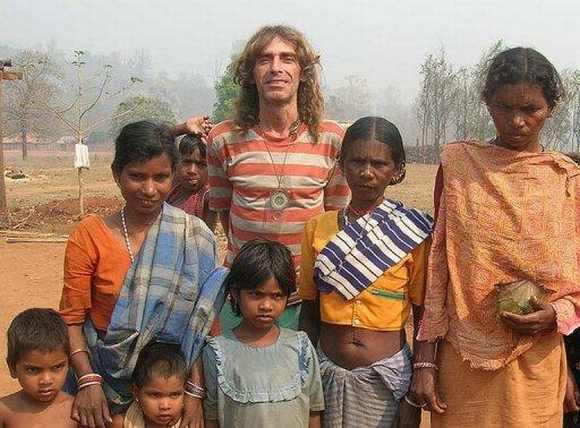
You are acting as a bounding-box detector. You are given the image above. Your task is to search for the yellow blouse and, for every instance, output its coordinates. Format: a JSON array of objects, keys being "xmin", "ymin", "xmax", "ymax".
[{"xmin": 299, "ymin": 210, "xmax": 430, "ymax": 331}]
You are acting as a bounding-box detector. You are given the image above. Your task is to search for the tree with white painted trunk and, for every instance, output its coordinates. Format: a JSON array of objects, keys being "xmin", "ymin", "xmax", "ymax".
[{"xmin": 41, "ymin": 50, "xmax": 141, "ymax": 216}]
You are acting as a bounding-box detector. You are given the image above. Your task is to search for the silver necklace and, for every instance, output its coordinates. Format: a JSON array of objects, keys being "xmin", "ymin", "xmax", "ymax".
[
  {"xmin": 263, "ymin": 141, "xmax": 291, "ymax": 210},
  {"xmin": 120, "ymin": 207, "xmax": 135, "ymax": 264},
  {"xmin": 259, "ymin": 120, "xmax": 300, "ymax": 211}
]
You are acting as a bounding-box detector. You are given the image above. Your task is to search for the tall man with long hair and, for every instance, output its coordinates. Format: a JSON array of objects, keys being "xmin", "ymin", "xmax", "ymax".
[{"xmin": 200, "ymin": 25, "xmax": 349, "ymax": 329}]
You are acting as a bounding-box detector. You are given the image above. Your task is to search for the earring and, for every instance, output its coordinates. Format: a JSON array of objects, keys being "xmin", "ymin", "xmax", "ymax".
[{"xmin": 390, "ymin": 163, "xmax": 406, "ymax": 185}]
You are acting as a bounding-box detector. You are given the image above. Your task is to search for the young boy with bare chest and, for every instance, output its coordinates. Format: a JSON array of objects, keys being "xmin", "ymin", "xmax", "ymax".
[{"xmin": 0, "ymin": 308, "xmax": 77, "ymax": 427}]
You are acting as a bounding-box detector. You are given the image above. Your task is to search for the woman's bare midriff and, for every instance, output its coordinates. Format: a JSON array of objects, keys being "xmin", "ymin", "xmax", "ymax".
[{"xmin": 319, "ymin": 322, "xmax": 405, "ymax": 370}]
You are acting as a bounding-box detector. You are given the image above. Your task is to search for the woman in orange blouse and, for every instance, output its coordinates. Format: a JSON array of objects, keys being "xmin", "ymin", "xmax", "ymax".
[
  {"xmin": 60, "ymin": 120, "xmax": 223, "ymax": 428},
  {"xmin": 299, "ymin": 117, "xmax": 433, "ymax": 428}
]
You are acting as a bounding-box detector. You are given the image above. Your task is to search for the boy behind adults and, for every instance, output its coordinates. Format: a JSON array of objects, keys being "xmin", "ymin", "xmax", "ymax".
[
  {"xmin": 166, "ymin": 133, "xmax": 217, "ymax": 230},
  {"xmin": 0, "ymin": 308, "xmax": 76, "ymax": 427}
]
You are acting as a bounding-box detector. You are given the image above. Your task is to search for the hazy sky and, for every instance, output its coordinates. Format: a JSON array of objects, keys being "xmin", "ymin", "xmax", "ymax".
[{"xmin": 2, "ymin": 0, "xmax": 579, "ymax": 101}]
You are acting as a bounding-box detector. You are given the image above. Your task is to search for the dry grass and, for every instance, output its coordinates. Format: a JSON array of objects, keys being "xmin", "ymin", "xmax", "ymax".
[{"xmin": 386, "ymin": 163, "xmax": 437, "ymax": 214}]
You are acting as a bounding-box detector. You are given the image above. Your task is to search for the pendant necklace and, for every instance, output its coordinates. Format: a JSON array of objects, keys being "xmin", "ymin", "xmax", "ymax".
[
  {"xmin": 260, "ymin": 120, "xmax": 300, "ymax": 211},
  {"xmin": 120, "ymin": 206, "xmax": 135, "ymax": 264}
]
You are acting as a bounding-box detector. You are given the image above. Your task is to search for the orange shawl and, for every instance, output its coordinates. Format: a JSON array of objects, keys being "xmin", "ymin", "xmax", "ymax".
[{"xmin": 418, "ymin": 141, "xmax": 580, "ymax": 369}]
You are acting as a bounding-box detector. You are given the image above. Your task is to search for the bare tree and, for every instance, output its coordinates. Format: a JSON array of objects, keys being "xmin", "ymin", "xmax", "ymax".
[
  {"xmin": 543, "ymin": 69, "xmax": 580, "ymax": 151},
  {"xmin": 325, "ymin": 75, "xmax": 372, "ymax": 122},
  {"xmin": 4, "ymin": 50, "xmax": 62, "ymax": 159},
  {"xmin": 416, "ymin": 49, "xmax": 456, "ymax": 155},
  {"xmin": 111, "ymin": 95, "xmax": 176, "ymax": 137},
  {"xmin": 422, "ymin": 41, "xmax": 502, "ymax": 144},
  {"xmin": 416, "ymin": 69, "xmax": 433, "ymax": 147},
  {"xmin": 40, "ymin": 50, "xmax": 141, "ymax": 215},
  {"xmin": 573, "ymin": 73, "xmax": 580, "ymax": 152},
  {"xmin": 451, "ymin": 67, "xmax": 472, "ymax": 140},
  {"xmin": 470, "ymin": 40, "xmax": 505, "ymax": 141},
  {"xmin": 375, "ymin": 85, "xmax": 417, "ymax": 146}
]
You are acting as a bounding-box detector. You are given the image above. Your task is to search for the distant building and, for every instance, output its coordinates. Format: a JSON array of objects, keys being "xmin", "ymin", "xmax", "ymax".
[{"xmin": 2, "ymin": 132, "xmax": 48, "ymax": 146}]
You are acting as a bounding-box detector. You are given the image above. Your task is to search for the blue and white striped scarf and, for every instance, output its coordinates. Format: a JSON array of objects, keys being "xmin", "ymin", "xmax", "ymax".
[
  {"xmin": 314, "ymin": 199, "xmax": 433, "ymax": 300},
  {"xmin": 84, "ymin": 203, "xmax": 227, "ymax": 412}
]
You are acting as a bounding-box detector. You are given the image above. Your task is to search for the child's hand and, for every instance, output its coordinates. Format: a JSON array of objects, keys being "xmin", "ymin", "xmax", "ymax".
[{"xmin": 179, "ymin": 394, "xmax": 204, "ymax": 428}]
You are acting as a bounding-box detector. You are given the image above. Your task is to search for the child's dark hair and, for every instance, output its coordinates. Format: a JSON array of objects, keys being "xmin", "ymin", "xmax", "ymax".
[
  {"xmin": 482, "ymin": 47, "xmax": 564, "ymax": 109},
  {"xmin": 111, "ymin": 121, "xmax": 179, "ymax": 174},
  {"xmin": 132, "ymin": 341, "xmax": 188, "ymax": 388},
  {"xmin": 224, "ymin": 239, "xmax": 296, "ymax": 316},
  {"xmin": 339, "ymin": 116, "xmax": 406, "ymax": 185},
  {"xmin": 7, "ymin": 308, "xmax": 70, "ymax": 369},
  {"xmin": 178, "ymin": 134, "xmax": 206, "ymax": 158}
]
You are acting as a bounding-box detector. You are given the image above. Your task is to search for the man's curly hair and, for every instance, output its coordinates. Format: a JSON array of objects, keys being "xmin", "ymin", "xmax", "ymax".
[{"xmin": 230, "ymin": 25, "xmax": 324, "ymax": 141}]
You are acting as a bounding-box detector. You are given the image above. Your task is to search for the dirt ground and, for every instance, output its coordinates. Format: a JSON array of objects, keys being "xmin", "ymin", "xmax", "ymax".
[
  {"xmin": 0, "ymin": 241, "xmax": 66, "ymax": 395},
  {"xmin": 0, "ymin": 151, "xmax": 437, "ymax": 426}
]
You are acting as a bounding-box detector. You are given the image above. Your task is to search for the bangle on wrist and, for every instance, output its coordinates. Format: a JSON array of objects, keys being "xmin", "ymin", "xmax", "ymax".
[
  {"xmin": 186, "ymin": 380, "xmax": 205, "ymax": 391},
  {"xmin": 77, "ymin": 373, "xmax": 103, "ymax": 390},
  {"xmin": 70, "ymin": 348, "xmax": 89, "ymax": 359},
  {"xmin": 77, "ymin": 373, "xmax": 102, "ymax": 383},
  {"xmin": 184, "ymin": 389, "xmax": 204, "ymax": 399},
  {"xmin": 404, "ymin": 395, "xmax": 425, "ymax": 408},
  {"xmin": 184, "ymin": 380, "xmax": 205, "ymax": 399},
  {"xmin": 413, "ymin": 361, "xmax": 439, "ymax": 370},
  {"xmin": 78, "ymin": 381, "xmax": 102, "ymax": 390},
  {"xmin": 185, "ymin": 380, "xmax": 205, "ymax": 398}
]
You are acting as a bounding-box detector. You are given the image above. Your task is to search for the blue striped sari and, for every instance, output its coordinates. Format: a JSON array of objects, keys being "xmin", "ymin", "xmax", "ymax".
[{"xmin": 314, "ymin": 199, "xmax": 433, "ymax": 300}]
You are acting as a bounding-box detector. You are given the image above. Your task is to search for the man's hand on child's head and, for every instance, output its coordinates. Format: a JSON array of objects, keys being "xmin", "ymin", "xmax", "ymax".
[{"xmin": 184, "ymin": 116, "xmax": 213, "ymax": 138}]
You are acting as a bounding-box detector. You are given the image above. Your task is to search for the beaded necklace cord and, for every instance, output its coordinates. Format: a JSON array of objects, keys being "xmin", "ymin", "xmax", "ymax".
[
  {"xmin": 120, "ymin": 206, "xmax": 135, "ymax": 264},
  {"xmin": 341, "ymin": 201, "xmax": 382, "ymax": 232},
  {"xmin": 120, "ymin": 206, "xmax": 161, "ymax": 264}
]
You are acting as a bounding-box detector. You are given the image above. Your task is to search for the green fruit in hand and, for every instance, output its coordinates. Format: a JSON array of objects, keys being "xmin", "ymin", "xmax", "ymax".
[
  {"xmin": 498, "ymin": 299, "xmax": 522, "ymax": 315},
  {"xmin": 497, "ymin": 280, "xmax": 545, "ymax": 315}
]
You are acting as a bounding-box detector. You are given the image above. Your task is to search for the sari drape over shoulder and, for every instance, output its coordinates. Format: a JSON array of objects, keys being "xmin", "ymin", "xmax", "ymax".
[
  {"xmin": 314, "ymin": 199, "xmax": 433, "ymax": 300},
  {"xmin": 418, "ymin": 141, "xmax": 580, "ymax": 370},
  {"xmin": 85, "ymin": 203, "xmax": 226, "ymax": 411}
]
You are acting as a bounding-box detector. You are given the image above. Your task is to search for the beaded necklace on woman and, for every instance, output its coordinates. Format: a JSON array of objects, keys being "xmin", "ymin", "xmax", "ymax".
[
  {"xmin": 339, "ymin": 201, "xmax": 383, "ymax": 231},
  {"xmin": 120, "ymin": 206, "xmax": 159, "ymax": 264}
]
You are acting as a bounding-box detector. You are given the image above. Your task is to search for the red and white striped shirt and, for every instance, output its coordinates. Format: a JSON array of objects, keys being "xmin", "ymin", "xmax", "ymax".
[{"xmin": 207, "ymin": 120, "xmax": 350, "ymax": 304}]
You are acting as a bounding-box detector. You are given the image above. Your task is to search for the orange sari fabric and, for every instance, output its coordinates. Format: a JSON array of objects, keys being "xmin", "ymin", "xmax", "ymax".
[
  {"xmin": 432, "ymin": 334, "xmax": 566, "ymax": 427},
  {"xmin": 418, "ymin": 141, "xmax": 580, "ymax": 369}
]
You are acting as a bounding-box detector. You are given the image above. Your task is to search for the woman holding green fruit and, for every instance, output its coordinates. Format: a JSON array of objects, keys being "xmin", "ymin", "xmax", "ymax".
[{"xmin": 409, "ymin": 47, "xmax": 580, "ymax": 427}]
